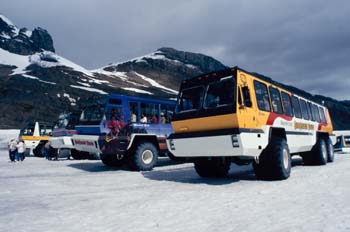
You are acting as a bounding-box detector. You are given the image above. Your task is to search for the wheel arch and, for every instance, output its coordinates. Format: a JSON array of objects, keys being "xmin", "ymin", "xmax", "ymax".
[
  {"xmin": 128, "ymin": 134, "xmax": 160, "ymax": 152},
  {"xmin": 269, "ymin": 127, "xmax": 287, "ymax": 141}
]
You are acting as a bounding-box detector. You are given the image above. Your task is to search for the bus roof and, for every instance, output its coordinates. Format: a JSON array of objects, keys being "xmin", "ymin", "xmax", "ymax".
[{"xmin": 108, "ymin": 94, "xmax": 176, "ymax": 106}]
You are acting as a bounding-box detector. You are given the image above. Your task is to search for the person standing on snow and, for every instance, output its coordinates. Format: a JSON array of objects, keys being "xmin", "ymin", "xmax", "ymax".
[
  {"xmin": 8, "ymin": 138, "xmax": 17, "ymax": 162},
  {"xmin": 16, "ymin": 139, "xmax": 26, "ymax": 162}
]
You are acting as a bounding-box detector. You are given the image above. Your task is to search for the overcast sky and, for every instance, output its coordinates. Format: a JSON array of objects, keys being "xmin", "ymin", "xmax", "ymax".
[{"xmin": 2, "ymin": 0, "xmax": 350, "ymax": 100}]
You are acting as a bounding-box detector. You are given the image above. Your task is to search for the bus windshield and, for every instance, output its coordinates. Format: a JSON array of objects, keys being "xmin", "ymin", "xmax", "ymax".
[
  {"xmin": 80, "ymin": 104, "xmax": 106, "ymax": 122},
  {"xmin": 55, "ymin": 112, "xmax": 80, "ymax": 129},
  {"xmin": 176, "ymin": 76, "xmax": 236, "ymax": 114}
]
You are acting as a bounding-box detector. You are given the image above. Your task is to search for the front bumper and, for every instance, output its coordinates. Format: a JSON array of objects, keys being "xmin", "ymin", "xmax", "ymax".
[{"xmin": 50, "ymin": 136, "xmax": 74, "ymax": 149}]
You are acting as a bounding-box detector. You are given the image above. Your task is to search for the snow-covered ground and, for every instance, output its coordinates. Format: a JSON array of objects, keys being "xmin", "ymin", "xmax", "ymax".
[
  {"xmin": 0, "ymin": 130, "xmax": 19, "ymax": 150},
  {"xmin": 0, "ymin": 149, "xmax": 349, "ymax": 231}
]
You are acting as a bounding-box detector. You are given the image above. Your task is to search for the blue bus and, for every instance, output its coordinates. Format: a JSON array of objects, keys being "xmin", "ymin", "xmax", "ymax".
[{"xmin": 72, "ymin": 94, "xmax": 176, "ymax": 170}]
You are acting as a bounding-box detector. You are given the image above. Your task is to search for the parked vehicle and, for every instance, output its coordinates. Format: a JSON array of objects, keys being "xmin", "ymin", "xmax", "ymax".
[
  {"xmin": 72, "ymin": 94, "xmax": 175, "ymax": 170},
  {"xmin": 334, "ymin": 132, "xmax": 350, "ymax": 153},
  {"xmin": 50, "ymin": 111, "xmax": 82, "ymax": 159},
  {"xmin": 167, "ymin": 67, "xmax": 336, "ymax": 180},
  {"xmin": 20, "ymin": 121, "xmax": 53, "ymax": 157}
]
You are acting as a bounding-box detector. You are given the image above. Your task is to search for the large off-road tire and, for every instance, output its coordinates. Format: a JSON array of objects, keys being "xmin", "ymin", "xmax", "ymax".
[
  {"xmin": 326, "ymin": 138, "xmax": 335, "ymax": 163},
  {"xmin": 33, "ymin": 143, "xmax": 45, "ymax": 157},
  {"xmin": 101, "ymin": 155, "xmax": 125, "ymax": 167},
  {"xmin": 253, "ymin": 138, "xmax": 291, "ymax": 180},
  {"xmin": 194, "ymin": 157, "xmax": 231, "ymax": 178},
  {"xmin": 303, "ymin": 138, "xmax": 327, "ymax": 165},
  {"xmin": 127, "ymin": 142, "xmax": 159, "ymax": 171},
  {"xmin": 71, "ymin": 149, "xmax": 90, "ymax": 160}
]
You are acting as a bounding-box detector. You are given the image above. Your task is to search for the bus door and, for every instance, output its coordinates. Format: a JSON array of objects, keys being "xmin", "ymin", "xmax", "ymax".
[{"xmin": 237, "ymin": 73, "xmax": 260, "ymax": 129}]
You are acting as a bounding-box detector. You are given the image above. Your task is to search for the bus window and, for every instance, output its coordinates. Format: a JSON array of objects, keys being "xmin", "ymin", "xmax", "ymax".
[
  {"xmin": 291, "ymin": 96, "xmax": 302, "ymax": 119},
  {"xmin": 107, "ymin": 107, "xmax": 122, "ymax": 120},
  {"xmin": 204, "ymin": 77, "xmax": 235, "ymax": 109},
  {"xmin": 269, "ymin": 86, "xmax": 283, "ymax": 114},
  {"xmin": 242, "ymin": 86, "xmax": 252, "ymax": 107},
  {"xmin": 319, "ymin": 107, "xmax": 327, "ymax": 123},
  {"xmin": 308, "ymin": 102, "xmax": 315, "ymax": 121},
  {"xmin": 281, "ymin": 92, "xmax": 293, "ymax": 117},
  {"xmin": 299, "ymin": 99, "xmax": 310, "ymax": 120},
  {"xmin": 80, "ymin": 104, "xmax": 105, "ymax": 122},
  {"xmin": 108, "ymin": 98, "xmax": 122, "ymax": 105},
  {"xmin": 129, "ymin": 101, "xmax": 138, "ymax": 123},
  {"xmin": 176, "ymin": 86, "xmax": 204, "ymax": 113},
  {"xmin": 312, "ymin": 104, "xmax": 321, "ymax": 122},
  {"xmin": 160, "ymin": 104, "xmax": 174, "ymax": 124},
  {"xmin": 254, "ymin": 81, "xmax": 271, "ymax": 112},
  {"xmin": 140, "ymin": 103, "xmax": 159, "ymax": 124},
  {"xmin": 345, "ymin": 136, "xmax": 350, "ymax": 145}
]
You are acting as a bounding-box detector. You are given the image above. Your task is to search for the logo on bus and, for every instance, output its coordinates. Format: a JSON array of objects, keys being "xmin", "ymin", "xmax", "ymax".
[{"xmin": 74, "ymin": 140, "xmax": 94, "ymax": 146}]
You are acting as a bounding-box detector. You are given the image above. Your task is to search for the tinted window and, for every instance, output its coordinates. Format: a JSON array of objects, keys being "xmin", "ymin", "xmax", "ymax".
[
  {"xmin": 129, "ymin": 101, "xmax": 138, "ymax": 123},
  {"xmin": 269, "ymin": 87, "xmax": 283, "ymax": 114},
  {"xmin": 254, "ymin": 81, "xmax": 271, "ymax": 112},
  {"xmin": 108, "ymin": 98, "xmax": 122, "ymax": 105},
  {"xmin": 319, "ymin": 107, "xmax": 327, "ymax": 123},
  {"xmin": 299, "ymin": 99, "xmax": 310, "ymax": 120},
  {"xmin": 204, "ymin": 77, "xmax": 235, "ymax": 108},
  {"xmin": 308, "ymin": 102, "xmax": 315, "ymax": 121},
  {"xmin": 291, "ymin": 96, "xmax": 302, "ymax": 118},
  {"xmin": 312, "ymin": 104, "xmax": 321, "ymax": 122},
  {"xmin": 140, "ymin": 103, "xmax": 159, "ymax": 124},
  {"xmin": 160, "ymin": 104, "xmax": 174, "ymax": 123},
  {"xmin": 345, "ymin": 136, "xmax": 350, "ymax": 145},
  {"xmin": 281, "ymin": 92, "xmax": 293, "ymax": 117},
  {"xmin": 80, "ymin": 104, "xmax": 105, "ymax": 122},
  {"xmin": 176, "ymin": 86, "xmax": 204, "ymax": 113}
]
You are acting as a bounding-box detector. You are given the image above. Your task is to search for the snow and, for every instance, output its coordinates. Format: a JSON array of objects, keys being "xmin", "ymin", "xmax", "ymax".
[
  {"xmin": 57, "ymin": 93, "xmax": 61, "ymax": 98},
  {"xmin": 77, "ymin": 81, "xmax": 91, "ymax": 87},
  {"xmin": 70, "ymin": 85, "xmax": 108, "ymax": 95},
  {"xmin": 23, "ymin": 29, "xmax": 32, "ymax": 38},
  {"xmin": 0, "ymin": 48, "xmax": 30, "ymax": 74},
  {"xmin": 0, "ymin": 138, "xmax": 349, "ymax": 232},
  {"xmin": 63, "ymin": 93, "xmax": 77, "ymax": 106},
  {"xmin": 0, "ymin": 14, "xmax": 19, "ymax": 35},
  {"xmin": 334, "ymin": 130, "xmax": 350, "ymax": 136},
  {"xmin": 122, "ymin": 87, "xmax": 154, "ymax": 95},
  {"xmin": 0, "ymin": 48, "xmax": 97, "ymax": 83},
  {"xmin": 0, "ymin": 130, "xmax": 19, "ymax": 149},
  {"xmin": 22, "ymin": 74, "xmax": 57, "ymax": 85},
  {"xmin": 0, "ymin": 32, "xmax": 11, "ymax": 39},
  {"xmin": 186, "ymin": 64, "xmax": 197, "ymax": 69},
  {"xmin": 134, "ymin": 72, "xmax": 178, "ymax": 94},
  {"xmin": 93, "ymin": 69, "xmax": 148, "ymax": 87}
]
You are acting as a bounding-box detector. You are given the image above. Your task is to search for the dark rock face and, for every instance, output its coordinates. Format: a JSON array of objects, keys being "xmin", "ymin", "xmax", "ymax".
[
  {"xmin": 104, "ymin": 47, "xmax": 227, "ymax": 90},
  {"xmin": 0, "ymin": 17, "xmax": 55, "ymax": 55},
  {"xmin": 30, "ymin": 27, "xmax": 55, "ymax": 53}
]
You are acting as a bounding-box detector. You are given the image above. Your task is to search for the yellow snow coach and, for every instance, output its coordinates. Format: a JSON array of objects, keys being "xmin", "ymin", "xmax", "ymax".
[{"xmin": 167, "ymin": 67, "xmax": 335, "ymax": 180}]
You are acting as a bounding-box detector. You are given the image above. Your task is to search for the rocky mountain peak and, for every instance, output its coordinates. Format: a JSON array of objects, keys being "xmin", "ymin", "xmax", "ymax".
[
  {"xmin": 0, "ymin": 15, "xmax": 55, "ymax": 55},
  {"xmin": 157, "ymin": 47, "xmax": 227, "ymax": 74}
]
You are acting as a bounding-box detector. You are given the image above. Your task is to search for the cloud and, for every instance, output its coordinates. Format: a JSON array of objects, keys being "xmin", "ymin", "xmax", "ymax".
[{"xmin": 1, "ymin": 0, "xmax": 350, "ymax": 99}]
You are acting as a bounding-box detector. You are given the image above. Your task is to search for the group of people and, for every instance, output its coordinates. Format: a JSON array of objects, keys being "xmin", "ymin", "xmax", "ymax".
[
  {"xmin": 139, "ymin": 112, "xmax": 167, "ymax": 124},
  {"xmin": 107, "ymin": 115, "xmax": 126, "ymax": 136},
  {"xmin": 7, "ymin": 138, "xmax": 26, "ymax": 162}
]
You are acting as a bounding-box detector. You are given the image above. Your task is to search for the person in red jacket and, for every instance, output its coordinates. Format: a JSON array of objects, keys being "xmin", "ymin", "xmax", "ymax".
[{"xmin": 108, "ymin": 116, "xmax": 120, "ymax": 136}]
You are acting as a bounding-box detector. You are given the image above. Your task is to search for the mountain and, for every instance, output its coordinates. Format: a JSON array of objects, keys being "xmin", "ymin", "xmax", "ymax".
[
  {"xmin": 0, "ymin": 15, "xmax": 227, "ymax": 129},
  {"xmin": 0, "ymin": 15, "xmax": 349, "ymax": 130}
]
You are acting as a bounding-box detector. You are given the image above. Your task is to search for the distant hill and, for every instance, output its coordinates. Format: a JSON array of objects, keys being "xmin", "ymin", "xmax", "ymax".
[{"xmin": 0, "ymin": 15, "xmax": 349, "ymax": 129}]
